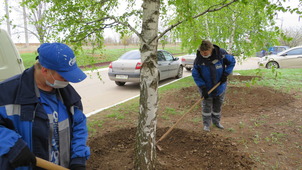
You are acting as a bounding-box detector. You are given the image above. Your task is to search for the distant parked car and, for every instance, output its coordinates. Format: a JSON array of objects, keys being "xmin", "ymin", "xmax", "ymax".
[
  {"xmin": 108, "ymin": 50, "xmax": 183, "ymax": 86},
  {"xmin": 268, "ymin": 46, "xmax": 290, "ymax": 55},
  {"xmin": 258, "ymin": 46, "xmax": 302, "ymax": 69},
  {"xmin": 181, "ymin": 53, "xmax": 196, "ymax": 71},
  {"xmin": 256, "ymin": 46, "xmax": 290, "ymax": 57}
]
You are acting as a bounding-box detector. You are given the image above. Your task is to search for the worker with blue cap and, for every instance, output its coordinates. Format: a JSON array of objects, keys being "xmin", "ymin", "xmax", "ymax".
[{"xmin": 0, "ymin": 43, "xmax": 90, "ymax": 170}]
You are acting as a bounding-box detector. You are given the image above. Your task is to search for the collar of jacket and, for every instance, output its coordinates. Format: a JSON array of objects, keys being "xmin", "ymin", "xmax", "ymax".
[
  {"xmin": 195, "ymin": 45, "xmax": 222, "ymax": 65},
  {"xmin": 15, "ymin": 66, "xmax": 40, "ymax": 104},
  {"xmin": 210, "ymin": 45, "xmax": 223, "ymax": 61},
  {"xmin": 15, "ymin": 66, "xmax": 82, "ymax": 108}
]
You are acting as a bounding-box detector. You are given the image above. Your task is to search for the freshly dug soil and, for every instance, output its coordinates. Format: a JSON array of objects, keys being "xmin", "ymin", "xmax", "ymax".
[{"xmin": 87, "ymin": 76, "xmax": 302, "ymax": 169}]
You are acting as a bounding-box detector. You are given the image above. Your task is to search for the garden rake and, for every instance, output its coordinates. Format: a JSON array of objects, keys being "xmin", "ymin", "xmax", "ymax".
[
  {"xmin": 156, "ymin": 82, "xmax": 221, "ymax": 151},
  {"xmin": 36, "ymin": 157, "xmax": 69, "ymax": 170}
]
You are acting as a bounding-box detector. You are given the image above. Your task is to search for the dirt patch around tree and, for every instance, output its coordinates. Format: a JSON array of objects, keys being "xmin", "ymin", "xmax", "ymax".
[{"xmin": 87, "ymin": 76, "xmax": 302, "ymax": 169}]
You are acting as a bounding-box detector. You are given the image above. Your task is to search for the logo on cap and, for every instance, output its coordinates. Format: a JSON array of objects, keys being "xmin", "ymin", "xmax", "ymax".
[{"xmin": 69, "ymin": 57, "xmax": 76, "ymax": 66}]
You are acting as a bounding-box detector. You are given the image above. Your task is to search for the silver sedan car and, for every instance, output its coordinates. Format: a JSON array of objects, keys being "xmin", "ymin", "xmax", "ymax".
[
  {"xmin": 258, "ymin": 46, "xmax": 302, "ymax": 69},
  {"xmin": 180, "ymin": 53, "xmax": 196, "ymax": 71},
  {"xmin": 108, "ymin": 50, "xmax": 183, "ymax": 86}
]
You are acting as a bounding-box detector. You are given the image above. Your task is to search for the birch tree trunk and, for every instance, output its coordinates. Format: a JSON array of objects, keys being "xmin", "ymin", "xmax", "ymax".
[
  {"xmin": 22, "ymin": 0, "xmax": 29, "ymax": 47},
  {"xmin": 4, "ymin": 0, "xmax": 11, "ymax": 36},
  {"xmin": 135, "ymin": 0, "xmax": 160, "ymax": 169},
  {"xmin": 205, "ymin": 15, "xmax": 210, "ymax": 40},
  {"xmin": 227, "ymin": 13, "xmax": 237, "ymax": 53}
]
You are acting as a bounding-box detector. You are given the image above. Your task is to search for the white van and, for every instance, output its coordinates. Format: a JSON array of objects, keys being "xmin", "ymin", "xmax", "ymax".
[{"xmin": 0, "ymin": 29, "xmax": 25, "ymax": 81}]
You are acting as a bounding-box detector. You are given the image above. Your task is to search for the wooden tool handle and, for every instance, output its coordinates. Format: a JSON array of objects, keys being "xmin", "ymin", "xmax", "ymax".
[
  {"xmin": 36, "ymin": 157, "xmax": 69, "ymax": 170},
  {"xmin": 157, "ymin": 82, "xmax": 221, "ymax": 143}
]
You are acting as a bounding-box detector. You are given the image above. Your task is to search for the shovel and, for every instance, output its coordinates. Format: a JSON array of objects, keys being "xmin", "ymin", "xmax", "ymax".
[
  {"xmin": 156, "ymin": 82, "xmax": 221, "ymax": 150},
  {"xmin": 36, "ymin": 157, "xmax": 69, "ymax": 170}
]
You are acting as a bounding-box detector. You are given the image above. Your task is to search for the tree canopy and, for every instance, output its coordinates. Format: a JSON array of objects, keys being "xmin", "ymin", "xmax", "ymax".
[{"xmin": 18, "ymin": 0, "xmax": 301, "ymax": 55}]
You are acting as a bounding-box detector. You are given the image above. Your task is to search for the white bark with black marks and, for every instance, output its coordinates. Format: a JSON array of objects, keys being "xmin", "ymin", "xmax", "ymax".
[{"xmin": 135, "ymin": 0, "xmax": 160, "ymax": 169}]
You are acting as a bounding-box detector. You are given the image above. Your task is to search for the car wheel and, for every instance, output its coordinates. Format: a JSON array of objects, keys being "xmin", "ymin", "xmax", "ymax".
[
  {"xmin": 176, "ymin": 66, "xmax": 183, "ymax": 79},
  {"xmin": 185, "ymin": 67, "xmax": 192, "ymax": 71},
  {"xmin": 115, "ymin": 81, "xmax": 126, "ymax": 86},
  {"xmin": 266, "ymin": 61, "xmax": 279, "ymax": 69}
]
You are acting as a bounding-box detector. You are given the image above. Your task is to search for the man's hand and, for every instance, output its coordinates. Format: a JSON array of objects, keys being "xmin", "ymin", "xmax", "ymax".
[
  {"xmin": 201, "ymin": 86, "xmax": 209, "ymax": 99},
  {"xmin": 10, "ymin": 146, "xmax": 36, "ymax": 168},
  {"xmin": 221, "ymin": 73, "xmax": 228, "ymax": 83}
]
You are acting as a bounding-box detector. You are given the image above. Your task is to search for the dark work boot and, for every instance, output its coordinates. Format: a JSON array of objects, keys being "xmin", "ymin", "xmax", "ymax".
[
  {"xmin": 203, "ymin": 126, "xmax": 210, "ymax": 132},
  {"xmin": 214, "ymin": 123, "xmax": 224, "ymax": 129},
  {"xmin": 202, "ymin": 114, "xmax": 211, "ymax": 132},
  {"xmin": 212, "ymin": 112, "xmax": 223, "ymax": 129}
]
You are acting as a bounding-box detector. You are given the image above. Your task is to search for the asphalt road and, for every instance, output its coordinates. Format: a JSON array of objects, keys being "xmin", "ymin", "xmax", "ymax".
[
  {"xmin": 72, "ymin": 57, "xmax": 259, "ymax": 116},
  {"xmin": 72, "ymin": 68, "xmax": 192, "ymax": 116}
]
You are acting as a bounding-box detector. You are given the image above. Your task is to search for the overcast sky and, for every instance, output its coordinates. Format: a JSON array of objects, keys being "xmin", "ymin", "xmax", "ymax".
[
  {"xmin": 275, "ymin": 0, "xmax": 302, "ymax": 29},
  {"xmin": 0, "ymin": 0, "xmax": 301, "ymax": 43}
]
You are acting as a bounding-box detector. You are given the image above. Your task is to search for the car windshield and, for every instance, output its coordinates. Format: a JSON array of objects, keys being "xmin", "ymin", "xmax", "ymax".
[{"xmin": 119, "ymin": 50, "xmax": 141, "ymax": 60}]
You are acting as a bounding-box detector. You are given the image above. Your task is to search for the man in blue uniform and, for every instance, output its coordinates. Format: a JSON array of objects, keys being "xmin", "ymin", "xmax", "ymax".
[
  {"xmin": 192, "ymin": 40, "xmax": 236, "ymax": 132},
  {"xmin": 0, "ymin": 43, "xmax": 90, "ymax": 170}
]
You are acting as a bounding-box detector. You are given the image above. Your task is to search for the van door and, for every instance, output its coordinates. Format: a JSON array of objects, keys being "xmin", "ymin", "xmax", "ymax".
[{"xmin": 0, "ymin": 29, "xmax": 25, "ymax": 81}]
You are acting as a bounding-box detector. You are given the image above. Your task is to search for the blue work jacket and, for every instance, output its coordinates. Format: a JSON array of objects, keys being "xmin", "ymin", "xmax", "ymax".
[
  {"xmin": 192, "ymin": 45, "xmax": 236, "ymax": 96},
  {"xmin": 0, "ymin": 66, "xmax": 90, "ymax": 170}
]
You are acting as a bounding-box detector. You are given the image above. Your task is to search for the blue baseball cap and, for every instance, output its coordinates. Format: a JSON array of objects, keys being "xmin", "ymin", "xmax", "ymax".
[{"xmin": 37, "ymin": 43, "xmax": 87, "ymax": 83}]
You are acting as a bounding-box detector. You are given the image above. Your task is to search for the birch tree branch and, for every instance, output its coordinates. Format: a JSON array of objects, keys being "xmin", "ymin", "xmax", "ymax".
[{"xmin": 155, "ymin": 0, "xmax": 239, "ymax": 42}]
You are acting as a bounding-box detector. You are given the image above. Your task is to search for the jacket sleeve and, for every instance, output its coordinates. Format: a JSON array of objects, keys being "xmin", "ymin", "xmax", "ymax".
[
  {"xmin": 223, "ymin": 54, "xmax": 236, "ymax": 75},
  {"xmin": 70, "ymin": 107, "xmax": 90, "ymax": 166},
  {"xmin": 0, "ymin": 106, "xmax": 30, "ymax": 169},
  {"xmin": 0, "ymin": 107, "xmax": 23, "ymax": 155},
  {"xmin": 192, "ymin": 65, "xmax": 206, "ymax": 88}
]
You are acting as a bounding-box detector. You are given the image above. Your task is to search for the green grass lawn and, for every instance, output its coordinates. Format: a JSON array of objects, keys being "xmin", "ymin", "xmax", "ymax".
[
  {"xmin": 159, "ymin": 68, "xmax": 302, "ymax": 93},
  {"xmin": 20, "ymin": 44, "xmax": 185, "ymax": 69},
  {"xmin": 21, "ymin": 53, "xmax": 37, "ymax": 68},
  {"xmin": 233, "ymin": 68, "xmax": 302, "ymax": 92}
]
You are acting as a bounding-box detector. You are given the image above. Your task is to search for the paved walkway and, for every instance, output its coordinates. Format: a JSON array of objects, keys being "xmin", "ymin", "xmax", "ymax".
[{"xmin": 234, "ymin": 57, "xmax": 259, "ymax": 70}]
